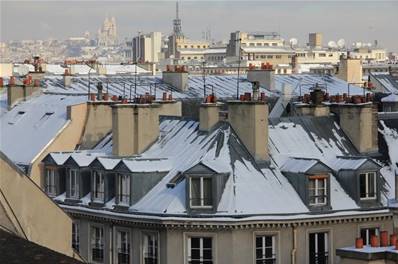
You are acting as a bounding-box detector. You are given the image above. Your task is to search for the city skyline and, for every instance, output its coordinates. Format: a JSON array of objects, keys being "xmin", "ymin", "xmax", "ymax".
[{"xmin": 1, "ymin": 1, "xmax": 398, "ymax": 51}]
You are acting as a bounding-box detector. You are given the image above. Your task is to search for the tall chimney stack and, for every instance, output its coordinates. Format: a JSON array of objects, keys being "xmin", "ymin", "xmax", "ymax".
[
  {"xmin": 199, "ymin": 94, "xmax": 220, "ymax": 132},
  {"xmin": 162, "ymin": 65, "xmax": 189, "ymax": 91},
  {"xmin": 228, "ymin": 91, "xmax": 269, "ymax": 162},
  {"xmin": 112, "ymin": 103, "xmax": 160, "ymax": 156},
  {"xmin": 247, "ymin": 63, "xmax": 275, "ymax": 90}
]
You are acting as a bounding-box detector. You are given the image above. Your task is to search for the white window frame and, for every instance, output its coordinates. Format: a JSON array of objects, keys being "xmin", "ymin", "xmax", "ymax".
[
  {"xmin": 68, "ymin": 169, "xmax": 79, "ymax": 199},
  {"xmin": 359, "ymin": 172, "xmax": 377, "ymax": 200},
  {"xmin": 187, "ymin": 236, "xmax": 213, "ymax": 264},
  {"xmin": 93, "ymin": 171, "xmax": 105, "ymax": 202},
  {"xmin": 142, "ymin": 232, "xmax": 159, "ymax": 264},
  {"xmin": 45, "ymin": 167, "xmax": 56, "ymax": 196},
  {"xmin": 360, "ymin": 227, "xmax": 380, "ymax": 246},
  {"xmin": 189, "ymin": 177, "xmax": 212, "ymax": 209},
  {"xmin": 72, "ymin": 221, "xmax": 80, "ymax": 252},
  {"xmin": 118, "ymin": 174, "xmax": 130, "ymax": 206},
  {"xmin": 255, "ymin": 235, "xmax": 276, "ymax": 264},
  {"xmin": 90, "ymin": 225, "xmax": 105, "ymax": 264},
  {"xmin": 116, "ymin": 229, "xmax": 130, "ymax": 264},
  {"xmin": 308, "ymin": 176, "xmax": 328, "ymax": 206}
]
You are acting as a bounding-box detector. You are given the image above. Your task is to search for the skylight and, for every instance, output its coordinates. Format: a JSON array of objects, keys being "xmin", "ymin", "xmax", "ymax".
[
  {"xmin": 34, "ymin": 112, "xmax": 54, "ymax": 128},
  {"xmin": 8, "ymin": 111, "xmax": 26, "ymax": 125}
]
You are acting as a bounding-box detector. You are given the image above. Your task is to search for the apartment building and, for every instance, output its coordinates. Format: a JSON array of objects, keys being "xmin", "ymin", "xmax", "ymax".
[
  {"xmin": 131, "ymin": 32, "xmax": 162, "ymax": 63},
  {"xmin": 38, "ymin": 82, "xmax": 397, "ymax": 263}
]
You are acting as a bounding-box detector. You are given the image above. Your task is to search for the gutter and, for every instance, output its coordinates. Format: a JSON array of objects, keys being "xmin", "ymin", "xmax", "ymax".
[{"xmin": 291, "ymin": 226, "xmax": 297, "ymax": 264}]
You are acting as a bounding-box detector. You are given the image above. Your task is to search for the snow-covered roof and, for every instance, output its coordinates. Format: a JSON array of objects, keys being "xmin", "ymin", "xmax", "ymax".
[
  {"xmin": 41, "ymin": 74, "xmax": 366, "ymax": 99},
  {"xmin": 0, "ymin": 94, "xmax": 86, "ymax": 166},
  {"xmin": 280, "ymin": 157, "xmax": 325, "ymax": 173},
  {"xmin": 381, "ymin": 93, "xmax": 398, "ymax": 102},
  {"xmin": 328, "ymin": 157, "xmax": 378, "ymax": 171},
  {"xmin": 371, "ymin": 72, "xmax": 398, "ymax": 94}
]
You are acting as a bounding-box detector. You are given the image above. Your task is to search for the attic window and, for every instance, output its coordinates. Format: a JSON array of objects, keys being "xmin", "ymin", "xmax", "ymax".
[
  {"xmin": 189, "ymin": 177, "xmax": 212, "ymax": 208},
  {"xmin": 8, "ymin": 111, "xmax": 26, "ymax": 125},
  {"xmin": 35, "ymin": 112, "xmax": 54, "ymax": 127},
  {"xmin": 308, "ymin": 175, "xmax": 327, "ymax": 206},
  {"xmin": 359, "ymin": 172, "xmax": 376, "ymax": 200}
]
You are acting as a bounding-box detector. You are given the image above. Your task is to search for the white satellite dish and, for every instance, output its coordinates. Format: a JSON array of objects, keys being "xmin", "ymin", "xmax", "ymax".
[
  {"xmin": 355, "ymin": 42, "xmax": 362, "ymax": 48},
  {"xmin": 337, "ymin": 39, "xmax": 345, "ymax": 48},
  {"xmin": 289, "ymin": 38, "xmax": 298, "ymax": 46},
  {"xmin": 367, "ymin": 42, "xmax": 372, "ymax": 47},
  {"xmin": 327, "ymin": 41, "xmax": 337, "ymax": 48}
]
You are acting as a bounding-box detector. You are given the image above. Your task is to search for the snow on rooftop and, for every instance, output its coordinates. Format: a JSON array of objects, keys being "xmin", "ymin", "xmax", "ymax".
[
  {"xmin": 381, "ymin": 93, "xmax": 398, "ymax": 102},
  {"xmin": 280, "ymin": 157, "xmax": 319, "ymax": 173},
  {"xmin": 0, "ymin": 94, "xmax": 86, "ymax": 165}
]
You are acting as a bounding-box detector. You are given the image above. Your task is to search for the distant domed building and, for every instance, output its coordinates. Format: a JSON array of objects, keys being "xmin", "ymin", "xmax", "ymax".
[{"xmin": 97, "ymin": 17, "xmax": 118, "ymax": 47}]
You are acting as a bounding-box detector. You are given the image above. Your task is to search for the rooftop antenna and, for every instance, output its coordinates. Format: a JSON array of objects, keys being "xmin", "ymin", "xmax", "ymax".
[
  {"xmin": 236, "ymin": 37, "xmax": 242, "ymax": 99},
  {"xmin": 202, "ymin": 60, "xmax": 206, "ymax": 98}
]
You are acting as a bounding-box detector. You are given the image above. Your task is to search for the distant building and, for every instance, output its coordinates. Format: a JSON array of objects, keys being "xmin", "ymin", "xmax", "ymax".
[
  {"xmin": 131, "ymin": 32, "xmax": 162, "ymax": 63},
  {"xmin": 309, "ymin": 32, "xmax": 323, "ymax": 49},
  {"xmin": 97, "ymin": 17, "xmax": 118, "ymax": 47}
]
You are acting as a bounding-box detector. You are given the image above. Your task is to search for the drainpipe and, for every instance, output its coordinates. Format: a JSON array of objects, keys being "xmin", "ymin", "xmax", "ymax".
[{"xmin": 291, "ymin": 226, "xmax": 297, "ymax": 264}]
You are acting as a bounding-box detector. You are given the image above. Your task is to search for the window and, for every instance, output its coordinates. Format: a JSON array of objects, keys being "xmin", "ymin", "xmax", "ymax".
[
  {"xmin": 360, "ymin": 227, "xmax": 379, "ymax": 246},
  {"xmin": 267, "ymin": 55, "xmax": 273, "ymax": 59},
  {"xmin": 143, "ymin": 233, "xmax": 158, "ymax": 264},
  {"xmin": 117, "ymin": 230, "xmax": 130, "ymax": 264},
  {"xmin": 45, "ymin": 168, "xmax": 56, "ymax": 196},
  {"xmin": 309, "ymin": 176, "xmax": 328, "ymax": 206},
  {"xmin": 93, "ymin": 171, "xmax": 105, "ymax": 202},
  {"xmin": 8, "ymin": 111, "xmax": 26, "ymax": 125},
  {"xmin": 309, "ymin": 232, "xmax": 329, "ymax": 264},
  {"xmin": 360, "ymin": 172, "xmax": 376, "ymax": 200},
  {"xmin": 188, "ymin": 237, "xmax": 213, "ymax": 264},
  {"xmin": 118, "ymin": 174, "xmax": 130, "ymax": 205},
  {"xmin": 275, "ymin": 55, "xmax": 282, "ymax": 59},
  {"xmin": 190, "ymin": 177, "xmax": 212, "ymax": 208},
  {"xmin": 72, "ymin": 222, "xmax": 79, "ymax": 252},
  {"xmin": 272, "ymin": 43, "xmax": 277, "ymax": 46},
  {"xmin": 318, "ymin": 53, "xmax": 326, "ymax": 57},
  {"xmin": 35, "ymin": 112, "xmax": 54, "ymax": 128},
  {"xmin": 91, "ymin": 226, "xmax": 104, "ymax": 263},
  {"xmin": 255, "ymin": 235, "xmax": 276, "ymax": 264},
  {"xmin": 67, "ymin": 169, "xmax": 79, "ymax": 199}
]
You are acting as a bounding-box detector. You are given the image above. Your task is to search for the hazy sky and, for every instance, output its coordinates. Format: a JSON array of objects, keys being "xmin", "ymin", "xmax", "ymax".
[{"xmin": 1, "ymin": 1, "xmax": 397, "ymax": 51}]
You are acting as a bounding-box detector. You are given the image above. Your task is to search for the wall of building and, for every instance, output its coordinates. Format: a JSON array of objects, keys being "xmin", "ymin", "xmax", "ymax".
[
  {"xmin": 80, "ymin": 102, "xmax": 113, "ymax": 149},
  {"xmin": 29, "ymin": 103, "xmax": 88, "ymax": 187},
  {"xmin": 0, "ymin": 151, "xmax": 81, "ymax": 260},
  {"xmin": 0, "ymin": 63, "xmax": 13, "ymax": 77},
  {"xmin": 71, "ymin": 215, "xmax": 392, "ymax": 264}
]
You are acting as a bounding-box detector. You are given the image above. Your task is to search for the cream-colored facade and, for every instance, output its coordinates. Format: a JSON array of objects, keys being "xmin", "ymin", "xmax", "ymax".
[
  {"xmin": 350, "ymin": 48, "xmax": 387, "ymax": 63},
  {"xmin": 30, "ymin": 103, "xmax": 88, "ymax": 187},
  {"xmin": 336, "ymin": 57, "xmax": 363, "ymax": 84},
  {"xmin": 0, "ymin": 151, "xmax": 82, "ymax": 260},
  {"xmin": 309, "ymin": 33, "xmax": 323, "ymax": 48}
]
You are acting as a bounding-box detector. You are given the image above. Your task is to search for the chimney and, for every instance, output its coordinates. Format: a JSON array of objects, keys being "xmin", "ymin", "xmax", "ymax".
[
  {"xmin": 97, "ymin": 82, "xmax": 103, "ymax": 100},
  {"xmin": 331, "ymin": 103, "xmax": 378, "ymax": 154},
  {"xmin": 155, "ymin": 92, "xmax": 182, "ymax": 117},
  {"xmin": 7, "ymin": 76, "xmax": 41, "ymax": 109},
  {"xmin": 112, "ymin": 103, "xmax": 160, "ymax": 156},
  {"xmin": 247, "ymin": 63, "xmax": 275, "ymax": 90},
  {"xmin": 162, "ymin": 65, "xmax": 189, "ymax": 91},
  {"xmin": 293, "ymin": 84, "xmax": 330, "ymax": 117},
  {"xmin": 336, "ymin": 56, "xmax": 363, "ymax": 84},
  {"xmin": 63, "ymin": 69, "xmax": 72, "ymax": 87},
  {"xmin": 228, "ymin": 89, "xmax": 269, "ymax": 162},
  {"xmin": 199, "ymin": 94, "xmax": 220, "ymax": 131}
]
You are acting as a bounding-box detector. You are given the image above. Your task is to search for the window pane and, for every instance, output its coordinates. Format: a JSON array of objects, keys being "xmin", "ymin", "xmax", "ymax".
[
  {"xmin": 190, "ymin": 178, "xmax": 201, "ymax": 206},
  {"xmin": 203, "ymin": 178, "xmax": 212, "ymax": 206},
  {"xmin": 368, "ymin": 173, "xmax": 376, "ymax": 197},
  {"xmin": 360, "ymin": 174, "xmax": 367, "ymax": 198}
]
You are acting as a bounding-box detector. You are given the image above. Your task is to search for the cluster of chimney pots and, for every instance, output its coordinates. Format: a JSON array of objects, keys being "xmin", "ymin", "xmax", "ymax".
[
  {"xmin": 248, "ymin": 62, "xmax": 273, "ymax": 71},
  {"xmin": 4, "ymin": 75, "xmax": 40, "ymax": 87},
  {"xmin": 166, "ymin": 64, "xmax": 188, "ymax": 73},
  {"xmin": 355, "ymin": 231, "xmax": 398, "ymax": 250},
  {"xmin": 89, "ymin": 82, "xmax": 173, "ymax": 104},
  {"xmin": 301, "ymin": 84, "xmax": 374, "ymax": 105}
]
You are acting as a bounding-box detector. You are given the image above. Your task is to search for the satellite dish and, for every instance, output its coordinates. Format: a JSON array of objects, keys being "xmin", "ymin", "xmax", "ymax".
[
  {"xmin": 367, "ymin": 43, "xmax": 372, "ymax": 47},
  {"xmin": 289, "ymin": 38, "xmax": 298, "ymax": 47},
  {"xmin": 355, "ymin": 42, "xmax": 362, "ymax": 48},
  {"xmin": 327, "ymin": 41, "xmax": 337, "ymax": 48},
  {"xmin": 337, "ymin": 39, "xmax": 345, "ymax": 48}
]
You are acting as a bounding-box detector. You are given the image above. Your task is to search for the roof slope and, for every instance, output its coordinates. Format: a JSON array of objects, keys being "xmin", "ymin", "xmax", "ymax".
[{"xmin": 0, "ymin": 94, "xmax": 86, "ymax": 166}]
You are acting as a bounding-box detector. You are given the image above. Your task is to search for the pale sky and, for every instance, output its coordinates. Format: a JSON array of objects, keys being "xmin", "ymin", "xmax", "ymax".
[{"xmin": 1, "ymin": 1, "xmax": 397, "ymax": 51}]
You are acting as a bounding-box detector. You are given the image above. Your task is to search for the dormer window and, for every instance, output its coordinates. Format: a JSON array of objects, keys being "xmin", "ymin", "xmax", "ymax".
[
  {"xmin": 360, "ymin": 172, "xmax": 376, "ymax": 200},
  {"xmin": 45, "ymin": 167, "xmax": 56, "ymax": 196},
  {"xmin": 67, "ymin": 169, "xmax": 79, "ymax": 199},
  {"xmin": 93, "ymin": 171, "xmax": 105, "ymax": 202},
  {"xmin": 189, "ymin": 177, "xmax": 212, "ymax": 208},
  {"xmin": 308, "ymin": 175, "xmax": 328, "ymax": 206}
]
